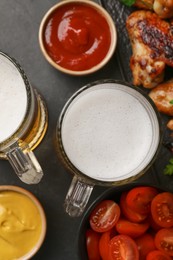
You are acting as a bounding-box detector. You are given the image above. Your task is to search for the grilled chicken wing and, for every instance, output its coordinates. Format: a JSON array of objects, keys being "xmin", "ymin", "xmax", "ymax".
[
  {"xmin": 149, "ymin": 79, "xmax": 173, "ymax": 115},
  {"xmin": 149, "ymin": 79, "xmax": 173, "ymax": 130},
  {"xmin": 134, "ymin": 0, "xmax": 173, "ymax": 18},
  {"xmin": 126, "ymin": 10, "xmax": 173, "ymax": 88},
  {"xmin": 153, "ymin": 0, "xmax": 173, "ymax": 18}
]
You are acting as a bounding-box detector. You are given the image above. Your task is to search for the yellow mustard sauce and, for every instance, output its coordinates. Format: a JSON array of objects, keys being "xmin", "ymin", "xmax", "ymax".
[{"xmin": 0, "ymin": 190, "xmax": 42, "ymax": 260}]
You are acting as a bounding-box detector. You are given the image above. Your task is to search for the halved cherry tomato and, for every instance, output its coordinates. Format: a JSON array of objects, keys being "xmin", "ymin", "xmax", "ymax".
[
  {"xmin": 109, "ymin": 234, "xmax": 139, "ymax": 260},
  {"xmin": 126, "ymin": 186, "xmax": 158, "ymax": 214},
  {"xmin": 151, "ymin": 192, "xmax": 173, "ymax": 228},
  {"xmin": 120, "ymin": 192, "xmax": 147, "ymax": 223},
  {"xmin": 147, "ymin": 213, "xmax": 161, "ymax": 231},
  {"xmin": 86, "ymin": 229, "xmax": 101, "ymax": 260},
  {"xmin": 99, "ymin": 228, "xmax": 117, "ymax": 260},
  {"xmin": 115, "ymin": 218, "xmax": 149, "ymax": 238},
  {"xmin": 146, "ymin": 250, "xmax": 172, "ymax": 260},
  {"xmin": 135, "ymin": 233, "xmax": 156, "ymax": 260},
  {"xmin": 89, "ymin": 200, "xmax": 120, "ymax": 232},
  {"xmin": 155, "ymin": 228, "xmax": 173, "ymax": 256}
]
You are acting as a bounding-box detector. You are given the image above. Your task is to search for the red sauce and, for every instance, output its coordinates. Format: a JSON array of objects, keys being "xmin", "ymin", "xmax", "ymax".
[{"xmin": 43, "ymin": 2, "xmax": 111, "ymax": 71}]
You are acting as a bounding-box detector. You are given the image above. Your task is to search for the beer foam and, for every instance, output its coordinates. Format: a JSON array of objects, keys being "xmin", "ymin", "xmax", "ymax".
[
  {"xmin": 61, "ymin": 83, "xmax": 159, "ymax": 182},
  {"xmin": 0, "ymin": 54, "xmax": 27, "ymax": 143}
]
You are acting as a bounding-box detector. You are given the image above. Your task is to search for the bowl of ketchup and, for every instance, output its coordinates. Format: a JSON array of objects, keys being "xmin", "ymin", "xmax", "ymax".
[{"xmin": 39, "ymin": 0, "xmax": 117, "ymax": 75}]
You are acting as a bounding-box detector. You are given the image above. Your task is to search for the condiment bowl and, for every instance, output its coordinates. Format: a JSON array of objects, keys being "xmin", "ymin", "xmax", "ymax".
[
  {"xmin": 77, "ymin": 183, "xmax": 171, "ymax": 259},
  {"xmin": 0, "ymin": 185, "xmax": 46, "ymax": 260},
  {"xmin": 38, "ymin": 0, "xmax": 117, "ymax": 75}
]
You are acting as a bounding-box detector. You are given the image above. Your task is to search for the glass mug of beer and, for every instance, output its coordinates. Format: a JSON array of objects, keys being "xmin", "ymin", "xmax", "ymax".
[
  {"xmin": 56, "ymin": 79, "xmax": 161, "ymax": 217},
  {"xmin": 0, "ymin": 51, "xmax": 48, "ymax": 184}
]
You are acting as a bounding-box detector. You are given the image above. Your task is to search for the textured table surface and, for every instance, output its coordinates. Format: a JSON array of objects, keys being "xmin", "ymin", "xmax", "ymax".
[{"xmin": 0, "ymin": 1, "xmax": 172, "ymax": 259}]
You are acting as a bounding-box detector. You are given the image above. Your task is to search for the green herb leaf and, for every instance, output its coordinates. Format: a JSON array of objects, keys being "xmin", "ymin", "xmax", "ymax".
[
  {"xmin": 170, "ymin": 100, "xmax": 173, "ymax": 104},
  {"xmin": 164, "ymin": 158, "xmax": 173, "ymax": 175},
  {"xmin": 120, "ymin": 0, "xmax": 135, "ymax": 7}
]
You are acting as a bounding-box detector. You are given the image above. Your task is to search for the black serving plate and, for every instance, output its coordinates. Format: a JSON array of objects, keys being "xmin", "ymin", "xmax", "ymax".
[{"xmin": 77, "ymin": 182, "xmax": 167, "ymax": 260}]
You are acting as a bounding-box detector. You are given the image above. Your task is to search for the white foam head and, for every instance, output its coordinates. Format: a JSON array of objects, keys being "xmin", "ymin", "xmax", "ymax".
[
  {"xmin": 0, "ymin": 54, "xmax": 27, "ymax": 143},
  {"xmin": 61, "ymin": 82, "xmax": 160, "ymax": 182}
]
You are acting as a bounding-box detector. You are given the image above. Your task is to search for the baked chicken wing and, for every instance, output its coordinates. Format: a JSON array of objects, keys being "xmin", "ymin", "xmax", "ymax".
[
  {"xmin": 149, "ymin": 79, "xmax": 173, "ymax": 130},
  {"xmin": 126, "ymin": 10, "xmax": 173, "ymax": 88},
  {"xmin": 149, "ymin": 79, "xmax": 173, "ymax": 115},
  {"xmin": 134, "ymin": 0, "xmax": 173, "ymax": 18}
]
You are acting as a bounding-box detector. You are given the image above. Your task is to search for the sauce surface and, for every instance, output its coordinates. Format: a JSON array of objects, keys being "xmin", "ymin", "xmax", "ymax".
[
  {"xmin": 43, "ymin": 3, "xmax": 111, "ymax": 71},
  {"xmin": 0, "ymin": 190, "xmax": 42, "ymax": 259}
]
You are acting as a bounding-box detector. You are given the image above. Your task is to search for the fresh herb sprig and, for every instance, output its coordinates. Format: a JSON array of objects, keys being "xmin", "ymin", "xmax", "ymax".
[
  {"xmin": 164, "ymin": 158, "xmax": 173, "ymax": 175},
  {"xmin": 120, "ymin": 0, "xmax": 153, "ymax": 9},
  {"xmin": 120, "ymin": 0, "xmax": 135, "ymax": 6}
]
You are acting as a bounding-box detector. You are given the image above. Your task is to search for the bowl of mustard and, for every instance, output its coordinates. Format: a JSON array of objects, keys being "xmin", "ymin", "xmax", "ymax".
[{"xmin": 0, "ymin": 185, "xmax": 46, "ymax": 260}]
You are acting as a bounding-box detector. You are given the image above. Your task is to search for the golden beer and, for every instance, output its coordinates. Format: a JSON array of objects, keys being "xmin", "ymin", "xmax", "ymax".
[{"xmin": 0, "ymin": 51, "xmax": 48, "ymax": 183}]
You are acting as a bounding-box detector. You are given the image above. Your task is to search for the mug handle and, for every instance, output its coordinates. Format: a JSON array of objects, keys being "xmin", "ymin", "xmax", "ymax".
[
  {"xmin": 6, "ymin": 143, "xmax": 43, "ymax": 184},
  {"xmin": 64, "ymin": 175, "xmax": 94, "ymax": 217}
]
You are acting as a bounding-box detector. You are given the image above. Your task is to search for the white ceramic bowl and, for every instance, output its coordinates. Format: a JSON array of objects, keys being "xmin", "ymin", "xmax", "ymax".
[{"xmin": 38, "ymin": 0, "xmax": 117, "ymax": 75}]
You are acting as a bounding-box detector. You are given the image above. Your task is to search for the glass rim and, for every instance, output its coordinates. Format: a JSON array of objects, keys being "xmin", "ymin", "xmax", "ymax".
[
  {"xmin": 56, "ymin": 79, "xmax": 162, "ymax": 186},
  {"xmin": 0, "ymin": 51, "xmax": 32, "ymax": 149}
]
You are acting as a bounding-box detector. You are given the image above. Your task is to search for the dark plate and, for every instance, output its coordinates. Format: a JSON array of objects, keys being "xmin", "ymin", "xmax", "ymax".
[
  {"xmin": 98, "ymin": 0, "xmax": 136, "ymax": 83},
  {"xmin": 77, "ymin": 182, "xmax": 167, "ymax": 260}
]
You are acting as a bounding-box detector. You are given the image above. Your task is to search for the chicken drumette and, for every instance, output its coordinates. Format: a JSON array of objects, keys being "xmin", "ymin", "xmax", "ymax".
[
  {"xmin": 126, "ymin": 10, "xmax": 173, "ymax": 88},
  {"xmin": 134, "ymin": 0, "xmax": 173, "ymax": 18}
]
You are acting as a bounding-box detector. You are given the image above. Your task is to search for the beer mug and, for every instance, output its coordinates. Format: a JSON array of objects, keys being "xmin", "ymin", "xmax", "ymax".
[
  {"xmin": 56, "ymin": 79, "xmax": 161, "ymax": 217},
  {"xmin": 0, "ymin": 51, "xmax": 48, "ymax": 184}
]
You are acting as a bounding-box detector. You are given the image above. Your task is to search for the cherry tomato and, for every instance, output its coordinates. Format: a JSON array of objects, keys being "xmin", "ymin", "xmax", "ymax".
[
  {"xmin": 126, "ymin": 186, "xmax": 158, "ymax": 214},
  {"xmin": 135, "ymin": 233, "xmax": 156, "ymax": 260},
  {"xmin": 120, "ymin": 192, "xmax": 147, "ymax": 223},
  {"xmin": 115, "ymin": 218, "xmax": 149, "ymax": 238},
  {"xmin": 99, "ymin": 228, "xmax": 117, "ymax": 260},
  {"xmin": 155, "ymin": 228, "xmax": 173, "ymax": 256},
  {"xmin": 109, "ymin": 234, "xmax": 139, "ymax": 260},
  {"xmin": 86, "ymin": 229, "xmax": 101, "ymax": 260},
  {"xmin": 146, "ymin": 250, "xmax": 172, "ymax": 260},
  {"xmin": 89, "ymin": 200, "xmax": 120, "ymax": 233},
  {"xmin": 151, "ymin": 192, "xmax": 173, "ymax": 228},
  {"xmin": 148, "ymin": 213, "xmax": 162, "ymax": 231}
]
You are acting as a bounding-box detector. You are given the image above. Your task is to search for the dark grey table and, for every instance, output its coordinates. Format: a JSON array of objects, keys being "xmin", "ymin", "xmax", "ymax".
[{"xmin": 0, "ymin": 1, "xmax": 172, "ymax": 259}]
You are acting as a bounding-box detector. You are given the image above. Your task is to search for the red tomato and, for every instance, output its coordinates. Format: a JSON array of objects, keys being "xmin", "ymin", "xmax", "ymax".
[
  {"xmin": 115, "ymin": 218, "xmax": 149, "ymax": 238},
  {"xmin": 126, "ymin": 186, "xmax": 158, "ymax": 214},
  {"xmin": 99, "ymin": 228, "xmax": 117, "ymax": 260},
  {"xmin": 109, "ymin": 234, "xmax": 139, "ymax": 260},
  {"xmin": 120, "ymin": 192, "xmax": 147, "ymax": 223},
  {"xmin": 89, "ymin": 200, "xmax": 120, "ymax": 232},
  {"xmin": 155, "ymin": 228, "xmax": 173, "ymax": 256},
  {"xmin": 86, "ymin": 229, "xmax": 101, "ymax": 260},
  {"xmin": 151, "ymin": 192, "xmax": 173, "ymax": 228},
  {"xmin": 146, "ymin": 250, "xmax": 172, "ymax": 260},
  {"xmin": 135, "ymin": 233, "xmax": 156, "ymax": 260},
  {"xmin": 147, "ymin": 213, "xmax": 162, "ymax": 231}
]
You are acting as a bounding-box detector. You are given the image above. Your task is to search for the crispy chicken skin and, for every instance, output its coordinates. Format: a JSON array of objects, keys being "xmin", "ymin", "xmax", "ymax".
[
  {"xmin": 134, "ymin": 0, "xmax": 173, "ymax": 18},
  {"xmin": 126, "ymin": 10, "xmax": 173, "ymax": 88},
  {"xmin": 149, "ymin": 79, "xmax": 173, "ymax": 115},
  {"xmin": 153, "ymin": 0, "xmax": 173, "ymax": 18}
]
